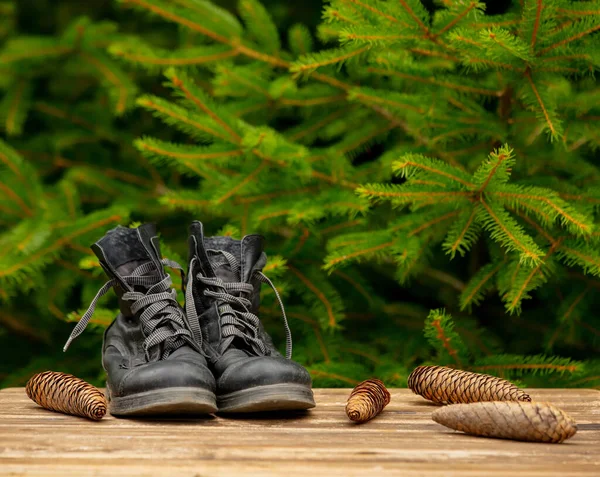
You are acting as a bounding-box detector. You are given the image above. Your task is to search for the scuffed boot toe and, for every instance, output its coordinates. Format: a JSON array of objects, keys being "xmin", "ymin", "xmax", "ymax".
[
  {"xmin": 108, "ymin": 359, "xmax": 217, "ymax": 416},
  {"xmin": 217, "ymin": 357, "xmax": 315, "ymax": 413}
]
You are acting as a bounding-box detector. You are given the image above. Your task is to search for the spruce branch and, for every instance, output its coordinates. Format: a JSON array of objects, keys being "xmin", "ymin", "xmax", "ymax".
[
  {"xmin": 433, "ymin": 2, "xmax": 485, "ymax": 38},
  {"xmin": 134, "ymin": 138, "xmax": 244, "ymax": 178},
  {"xmin": 459, "ymin": 260, "xmax": 504, "ymax": 311},
  {"xmin": 120, "ymin": 0, "xmax": 284, "ymax": 66},
  {"xmin": 357, "ymin": 183, "xmax": 472, "ymax": 207},
  {"xmin": 287, "ymin": 107, "xmax": 352, "ymax": 142},
  {"xmin": 214, "ymin": 160, "xmax": 268, "ymax": 204},
  {"xmin": 78, "ymin": 51, "xmax": 136, "ymax": 114},
  {"xmin": 0, "ymin": 140, "xmax": 37, "ymax": 217},
  {"xmin": 238, "ymin": 0, "xmax": 281, "ymax": 53},
  {"xmin": 324, "ymin": 240, "xmax": 396, "ymax": 271},
  {"xmin": 527, "ymin": 0, "xmax": 545, "ymax": 51},
  {"xmin": 0, "ymin": 208, "xmax": 125, "ymax": 287},
  {"xmin": 349, "ymin": 87, "xmax": 424, "ymax": 114},
  {"xmin": 288, "ymin": 264, "xmax": 343, "ymax": 328},
  {"xmin": 0, "ymin": 80, "xmax": 32, "ymax": 136},
  {"xmin": 367, "ymin": 68, "xmax": 501, "ymax": 96},
  {"xmin": 443, "ymin": 206, "xmax": 481, "ymax": 258},
  {"xmin": 449, "ymin": 27, "xmax": 534, "ymax": 64},
  {"xmin": 237, "ymin": 186, "xmax": 320, "ymax": 205},
  {"xmin": 335, "ymin": 0, "xmax": 403, "ymax": 25},
  {"xmin": 0, "ymin": 37, "xmax": 73, "ymax": 64},
  {"xmin": 473, "ymin": 145, "xmax": 516, "ymax": 191},
  {"xmin": 38, "ymin": 154, "xmax": 155, "ymax": 188},
  {"xmin": 472, "ymin": 354, "xmax": 583, "ymax": 377},
  {"xmin": 392, "ymin": 154, "xmax": 474, "ymax": 187},
  {"xmin": 166, "ymin": 68, "xmax": 242, "ymax": 143},
  {"xmin": 424, "ymin": 309, "xmax": 469, "ymax": 366},
  {"xmin": 395, "ymin": 237, "xmax": 429, "ymax": 284},
  {"xmin": 503, "ymin": 242, "xmax": 561, "ymax": 314},
  {"xmin": 331, "ymin": 269, "xmax": 376, "ymax": 306},
  {"xmin": 109, "ymin": 41, "xmax": 237, "ymax": 71},
  {"xmin": 216, "ymin": 67, "xmax": 275, "ymax": 100},
  {"xmin": 135, "ymin": 137, "xmax": 244, "ymax": 162},
  {"xmin": 558, "ymin": 285, "xmax": 591, "ymax": 324},
  {"xmin": 120, "ymin": 0, "xmax": 241, "ymax": 43},
  {"xmin": 32, "ymin": 102, "xmax": 116, "ymax": 141},
  {"xmin": 557, "ymin": 240, "xmax": 600, "ymax": 277},
  {"xmin": 288, "ymin": 24, "xmax": 314, "ymax": 56},
  {"xmin": 407, "ymin": 210, "xmax": 461, "ymax": 237},
  {"xmin": 339, "ymin": 26, "xmax": 420, "ymax": 46},
  {"xmin": 290, "ymin": 45, "xmax": 371, "ymax": 76},
  {"xmin": 557, "ymin": 4, "xmax": 600, "ymax": 17},
  {"xmin": 492, "ymin": 184, "xmax": 594, "ymax": 236},
  {"xmin": 477, "ymin": 198, "xmax": 544, "ymax": 265},
  {"xmin": 523, "ymin": 70, "xmax": 562, "ymax": 139},
  {"xmin": 396, "ymin": 0, "xmax": 430, "ymax": 34},
  {"xmin": 137, "ymin": 95, "xmax": 231, "ymax": 142},
  {"xmin": 537, "ymin": 17, "xmax": 600, "ymax": 56},
  {"xmin": 116, "ymin": 0, "xmax": 417, "ymax": 137},
  {"xmin": 159, "ymin": 191, "xmax": 212, "ymax": 213}
]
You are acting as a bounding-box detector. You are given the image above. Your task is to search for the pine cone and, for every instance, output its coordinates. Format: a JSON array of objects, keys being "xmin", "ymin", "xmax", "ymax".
[
  {"xmin": 432, "ymin": 401, "xmax": 577, "ymax": 443},
  {"xmin": 346, "ymin": 378, "xmax": 391, "ymax": 423},
  {"xmin": 408, "ymin": 365, "xmax": 531, "ymax": 404},
  {"xmin": 26, "ymin": 371, "xmax": 107, "ymax": 420}
]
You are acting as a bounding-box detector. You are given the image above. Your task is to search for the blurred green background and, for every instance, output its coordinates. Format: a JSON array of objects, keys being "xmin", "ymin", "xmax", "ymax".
[{"xmin": 1, "ymin": 0, "xmax": 598, "ymax": 389}]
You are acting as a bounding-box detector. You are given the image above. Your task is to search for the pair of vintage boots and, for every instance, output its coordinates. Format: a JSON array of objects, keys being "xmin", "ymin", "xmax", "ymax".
[{"xmin": 64, "ymin": 222, "xmax": 315, "ymax": 416}]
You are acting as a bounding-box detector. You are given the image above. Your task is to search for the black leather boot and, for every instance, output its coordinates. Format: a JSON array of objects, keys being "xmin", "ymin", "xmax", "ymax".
[
  {"xmin": 186, "ymin": 221, "xmax": 315, "ymax": 413},
  {"xmin": 64, "ymin": 224, "xmax": 217, "ymax": 416}
]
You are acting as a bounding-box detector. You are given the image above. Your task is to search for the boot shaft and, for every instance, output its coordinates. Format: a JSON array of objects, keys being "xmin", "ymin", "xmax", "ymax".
[
  {"xmin": 188, "ymin": 221, "xmax": 267, "ymax": 314},
  {"xmin": 187, "ymin": 221, "xmax": 284, "ymax": 359},
  {"xmin": 92, "ymin": 223, "xmax": 165, "ymax": 316},
  {"xmin": 64, "ymin": 223, "xmax": 199, "ymax": 360},
  {"xmin": 188, "ymin": 221, "xmax": 266, "ymax": 280}
]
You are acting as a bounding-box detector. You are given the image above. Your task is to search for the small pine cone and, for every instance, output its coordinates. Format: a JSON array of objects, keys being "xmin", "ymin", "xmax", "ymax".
[
  {"xmin": 408, "ymin": 365, "xmax": 530, "ymax": 405},
  {"xmin": 432, "ymin": 401, "xmax": 577, "ymax": 443},
  {"xmin": 346, "ymin": 378, "xmax": 391, "ymax": 423},
  {"xmin": 26, "ymin": 371, "xmax": 107, "ymax": 420}
]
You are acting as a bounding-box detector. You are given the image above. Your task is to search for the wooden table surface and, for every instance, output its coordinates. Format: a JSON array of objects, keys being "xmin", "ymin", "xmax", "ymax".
[{"xmin": 1, "ymin": 387, "xmax": 598, "ymax": 476}]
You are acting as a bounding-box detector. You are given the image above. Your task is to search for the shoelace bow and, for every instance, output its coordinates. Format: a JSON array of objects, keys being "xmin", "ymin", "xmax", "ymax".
[
  {"xmin": 186, "ymin": 250, "xmax": 292, "ymax": 360},
  {"xmin": 64, "ymin": 259, "xmax": 201, "ymax": 361}
]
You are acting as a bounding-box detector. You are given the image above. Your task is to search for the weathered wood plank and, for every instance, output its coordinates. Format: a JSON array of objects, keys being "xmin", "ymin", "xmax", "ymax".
[{"xmin": 1, "ymin": 388, "xmax": 598, "ymax": 476}]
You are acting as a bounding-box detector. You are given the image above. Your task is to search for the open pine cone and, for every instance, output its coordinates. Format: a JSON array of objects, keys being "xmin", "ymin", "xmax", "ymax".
[
  {"xmin": 346, "ymin": 378, "xmax": 390, "ymax": 423},
  {"xmin": 26, "ymin": 371, "xmax": 107, "ymax": 420},
  {"xmin": 408, "ymin": 365, "xmax": 531, "ymax": 404}
]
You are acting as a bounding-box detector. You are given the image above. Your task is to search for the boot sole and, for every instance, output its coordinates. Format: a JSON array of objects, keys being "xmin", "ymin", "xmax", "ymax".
[
  {"xmin": 107, "ymin": 387, "xmax": 218, "ymax": 417},
  {"xmin": 217, "ymin": 383, "xmax": 316, "ymax": 413}
]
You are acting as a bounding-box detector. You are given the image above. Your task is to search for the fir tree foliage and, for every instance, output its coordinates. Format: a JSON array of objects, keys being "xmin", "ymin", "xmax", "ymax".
[
  {"xmin": 423, "ymin": 309, "xmax": 587, "ymax": 383},
  {"xmin": 0, "ymin": 0, "xmax": 599, "ymax": 389}
]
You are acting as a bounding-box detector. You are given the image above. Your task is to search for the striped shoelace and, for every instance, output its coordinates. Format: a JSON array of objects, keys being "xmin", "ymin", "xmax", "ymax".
[
  {"xmin": 64, "ymin": 259, "xmax": 201, "ymax": 361},
  {"xmin": 186, "ymin": 250, "xmax": 292, "ymax": 359}
]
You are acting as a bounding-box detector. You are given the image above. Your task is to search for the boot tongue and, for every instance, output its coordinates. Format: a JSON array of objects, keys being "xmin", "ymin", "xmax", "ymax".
[
  {"xmin": 204, "ymin": 237, "xmax": 243, "ymax": 284},
  {"xmin": 93, "ymin": 224, "xmax": 165, "ymax": 291},
  {"xmin": 203, "ymin": 235, "xmax": 266, "ymax": 283}
]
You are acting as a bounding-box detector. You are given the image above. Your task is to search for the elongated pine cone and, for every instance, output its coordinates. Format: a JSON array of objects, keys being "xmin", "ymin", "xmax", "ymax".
[
  {"xmin": 346, "ymin": 378, "xmax": 391, "ymax": 423},
  {"xmin": 432, "ymin": 401, "xmax": 577, "ymax": 443},
  {"xmin": 408, "ymin": 365, "xmax": 531, "ymax": 405},
  {"xmin": 26, "ymin": 371, "xmax": 107, "ymax": 420}
]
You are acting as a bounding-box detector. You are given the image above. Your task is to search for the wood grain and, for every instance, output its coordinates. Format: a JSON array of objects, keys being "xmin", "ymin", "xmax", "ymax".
[{"xmin": 1, "ymin": 388, "xmax": 598, "ymax": 476}]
